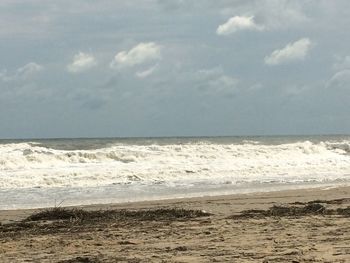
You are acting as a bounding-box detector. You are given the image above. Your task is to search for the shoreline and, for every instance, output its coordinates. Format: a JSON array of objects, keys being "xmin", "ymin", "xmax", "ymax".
[
  {"xmin": 2, "ymin": 181, "xmax": 349, "ymax": 211},
  {"xmin": 1, "ymin": 185, "xmax": 349, "ymax": 222}
]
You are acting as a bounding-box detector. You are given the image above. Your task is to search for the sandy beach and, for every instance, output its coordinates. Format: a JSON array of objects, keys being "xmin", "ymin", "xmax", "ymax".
[
  {"xmin": 1, "ymin": 186, "xmax": 350, "ymax": 263},
  {"xmin": 2, "ymin": 0, "xmax": 350, "ymax": 262}
]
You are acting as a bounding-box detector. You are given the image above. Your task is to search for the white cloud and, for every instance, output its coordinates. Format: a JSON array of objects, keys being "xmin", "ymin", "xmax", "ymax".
[
  {"xmin": 216, "ymin": 16, "xmax": 264, "ymax": 35},
  {"xmin": 0, "ymin": 62, "xmax": 43, "ymax": 82},
  {"xmin": 110, "ymin": 42, "xmax": 161, "ymax": 69},
  {"xmin": 135, "ymin": 64, "xmax": 158, "ymax": 78},
  {"xmin": 220, "ymin": 1, "xmax": 308, "ymax": 31},
  {"xmin": 264, "ymin": 38, "xmax": 312, "ymax": 65},
  {"xmin": 67, "ymin": 52, "xmax": 97, "ymax": 73}
]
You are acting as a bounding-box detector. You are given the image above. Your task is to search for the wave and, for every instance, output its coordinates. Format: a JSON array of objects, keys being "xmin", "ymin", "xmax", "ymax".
[{"xmin": 1, "ymin": 140, "xmax": 350, "ymax": 189}]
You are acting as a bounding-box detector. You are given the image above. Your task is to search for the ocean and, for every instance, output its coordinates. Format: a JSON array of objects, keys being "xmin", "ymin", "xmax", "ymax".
[{"xmin": 1, "ymin": 135, "xmax": 350, "ymax": 210}]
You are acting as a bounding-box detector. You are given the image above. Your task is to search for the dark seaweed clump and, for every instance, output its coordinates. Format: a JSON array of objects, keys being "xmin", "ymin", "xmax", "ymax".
[
  {"xmin": 230, "ymin": 203, "xmax": 350, "ymax": 219},
  {"xmin": 25, "ymin": 207, "xmax": 211, "ymax": 222},
  {"xmin": 292, "ymin": 198, "xmax": 350, "ymax": 205},
  {"xmin": 0, "ymin": 207, "xmax": 211, "ymax": 238}
]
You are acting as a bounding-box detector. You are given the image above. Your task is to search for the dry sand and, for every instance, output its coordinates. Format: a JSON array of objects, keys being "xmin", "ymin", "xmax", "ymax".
[{"xmin": 1, "ymin": 186, "xmax": 350, "ymax": 262}]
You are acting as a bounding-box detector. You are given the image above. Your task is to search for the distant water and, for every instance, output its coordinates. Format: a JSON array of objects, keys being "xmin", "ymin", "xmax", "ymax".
[{"xmin": 1, "ymin": 135, "xmax": 350, "ymax": 209}]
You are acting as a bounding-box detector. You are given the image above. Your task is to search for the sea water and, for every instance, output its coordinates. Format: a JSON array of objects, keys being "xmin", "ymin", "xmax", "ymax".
[{"xmin": 1, "ymin": 135, "xmax": 350, "ymax": 209}]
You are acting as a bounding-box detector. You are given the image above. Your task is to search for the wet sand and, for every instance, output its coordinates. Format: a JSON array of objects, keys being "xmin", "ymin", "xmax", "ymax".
[{"xmin": 1, "ymin": 186, "xmax": 350, "ymax": 262}]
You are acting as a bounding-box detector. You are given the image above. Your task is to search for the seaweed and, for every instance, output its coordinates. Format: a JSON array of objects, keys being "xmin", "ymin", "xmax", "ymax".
[
  {"xmin": 25, "ymin": 207, "xmax": 211, "ymax": 222},
  {"xmin": 0, "ymin": 207, "xmax": 211, "ymax": 238},
  {"xmin": 229, "ymin": 203, "xmax": 350, "ymax": 219}
]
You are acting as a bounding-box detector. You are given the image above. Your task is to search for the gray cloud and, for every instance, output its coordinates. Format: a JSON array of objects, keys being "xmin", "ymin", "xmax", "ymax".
[
  {"xmin": 333, "ymin": 55, "xmax": 350, "ymax": 71},
  {"xmin": 327, "ymin": 70, "xmax": 350, "ymax": 90},
  {"xmin": 0, "ymin": 62, "xmax": 43, "ymax": 82},
  {"xmin": 195, "ymin": 68, "xmax": 239, "ymax": 96}
]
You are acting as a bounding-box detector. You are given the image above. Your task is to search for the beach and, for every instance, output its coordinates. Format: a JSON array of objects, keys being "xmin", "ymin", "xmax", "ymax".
[
  {"xmin": 2, "ymin": 0, "xmax": 350, "ymax": 261},
  {"xmin": 1, "ymin": 186, "xmax": 350, "ymax": 262}
]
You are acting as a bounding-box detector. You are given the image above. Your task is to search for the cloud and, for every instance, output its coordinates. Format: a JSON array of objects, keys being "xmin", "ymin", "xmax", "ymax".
[
  {"xmin": 196, "ymin": 67, "xmax": 238, "ymax": 96},
  {"xmin": 0, "ymin": 62, "xmax": 47, "ymax": 102},
  {"xmin": 333, "ymin": 55, "xmax": 350, "ymax": 71},
  {"xmin": 67, "ymin": 52, "xmax": 97, "ymax": 73},
  {"xmin": 219, "ymin": 1, "xmax": 308, "ymax": 31},
  {"xmin": 209, "ymin": 75, "xmax": 238, "ymax": 93},
  {"xmin": 110, "ymin": 42, "xmax": 161, "ymax": 69},
  {"xmin": 0, "ymin": 62, "xmax": 43, "ymax": 82},
  {"xmin": 327, "ymin": 69, "xmax": 350, "ymax": 90},
  {"xmin": 17, "ymin": 62, "xmax": 43, "ymax": 76},
  {"xmin": 264, "ymin": 38, "xmax": 312, "ymax": 65},
  {"xmin": 135, "ymin": 64, "xmax": 158, "ymax": 78},
  {"xmin": 254, "ymin": 0, "xmax": 308, "ymax": 30},
  {"xmin": 216, "ymin": 16, "xmax": 264, "ymax": 35}
]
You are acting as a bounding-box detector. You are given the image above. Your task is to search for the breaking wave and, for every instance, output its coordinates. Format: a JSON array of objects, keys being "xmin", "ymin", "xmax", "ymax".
[{"xmin": 1, "ymin": 140, "xmax": 350, "ymax": 189}]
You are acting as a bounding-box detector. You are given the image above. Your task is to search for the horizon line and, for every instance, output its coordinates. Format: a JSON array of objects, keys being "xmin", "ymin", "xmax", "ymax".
[{"xmin": 1, "ymin": 133, "xmax": 349, "ymax": 141}]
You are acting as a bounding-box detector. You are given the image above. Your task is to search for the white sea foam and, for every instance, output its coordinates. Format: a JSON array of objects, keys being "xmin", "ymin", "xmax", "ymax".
[{"xmin": 1, "ymin": 140, "xmax": 350, "ymax": 189}]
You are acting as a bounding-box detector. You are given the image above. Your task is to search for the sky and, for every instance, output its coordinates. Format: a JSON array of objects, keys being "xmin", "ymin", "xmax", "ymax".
[{"xmin": 1, "ymin": 0, "xmax": 350, "ymax": 139}]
